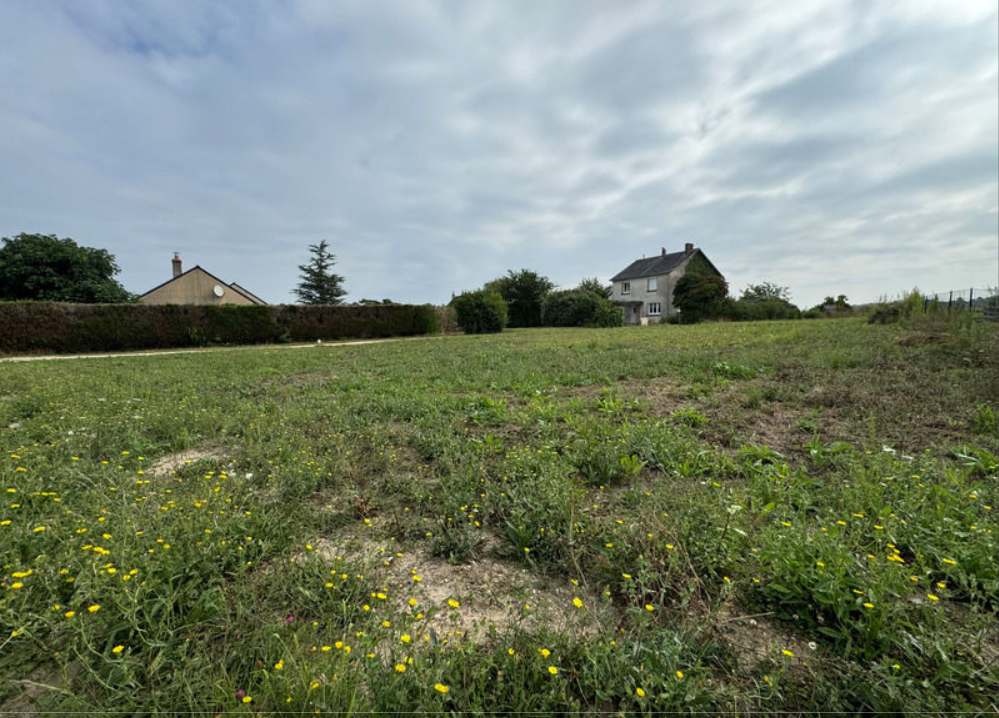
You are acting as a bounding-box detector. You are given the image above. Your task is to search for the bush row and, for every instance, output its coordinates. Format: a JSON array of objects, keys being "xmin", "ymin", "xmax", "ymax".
[{"xmin": 0, "ymin": 302, "xmax": 442, "ymax": 354}]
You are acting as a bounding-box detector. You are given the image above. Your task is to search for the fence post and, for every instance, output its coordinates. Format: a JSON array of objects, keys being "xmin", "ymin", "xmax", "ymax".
[
  {"xmin": 948, "ymin": 291, "xmax": 953, "ymax": 312},
  {"xmin": 969, "ymin": 287, "xmax": 974, "ymax": 311}
]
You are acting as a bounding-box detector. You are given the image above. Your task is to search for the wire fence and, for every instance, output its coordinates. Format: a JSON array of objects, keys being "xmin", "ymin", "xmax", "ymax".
[{"xmin": 924, "ymin": 288, "xmax": 999, "ymax": 318}]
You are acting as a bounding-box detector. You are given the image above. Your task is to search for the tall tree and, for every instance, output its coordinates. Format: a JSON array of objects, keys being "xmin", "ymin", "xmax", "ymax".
[
  {"xmin": 577, "ymin": 276, "xmax": 611, "ymax": 299},
  {"xmin": 294, "ymin": 240, "xmax": 346, "ymax": 305},
  {"xmin": 483, "ymin": 269, "xmax": 555, "ymax": 328},
  {"xmin": 0, "ymin": 233, "xmax": 133, "ymax": 302},
  {"xmin": 740, "ymin": 282, "xmax": 791, "ymax": 303}
]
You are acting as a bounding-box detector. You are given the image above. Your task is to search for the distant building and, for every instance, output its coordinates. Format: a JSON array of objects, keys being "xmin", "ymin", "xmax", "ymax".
[
  {"xmin": 609, "ymin": 243, "xmax": 723, "ymax": 324},
  {"xmin": 138, "ymin": 254, "xmax": 267, "ymax": 306}
]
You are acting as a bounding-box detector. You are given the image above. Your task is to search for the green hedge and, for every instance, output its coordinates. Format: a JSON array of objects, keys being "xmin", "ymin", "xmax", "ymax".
[
  {"xmin": 541, "ymin": 290, "xmax": 623, "ymax": 327},
  {"xmin": 0, "ymin": 302, "xmax": 441, "ymax": 354}
]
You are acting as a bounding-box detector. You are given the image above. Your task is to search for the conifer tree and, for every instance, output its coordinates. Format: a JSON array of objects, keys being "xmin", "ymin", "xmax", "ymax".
[{"xmin": 294, "ymin": 240, "xmax": 346, "ymax": 305}]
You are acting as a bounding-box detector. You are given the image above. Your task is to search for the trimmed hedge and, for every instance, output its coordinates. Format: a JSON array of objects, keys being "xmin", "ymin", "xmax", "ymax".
[{"xmin": 0, "ymin": 302, "xmax": 442, "ymax": 354}]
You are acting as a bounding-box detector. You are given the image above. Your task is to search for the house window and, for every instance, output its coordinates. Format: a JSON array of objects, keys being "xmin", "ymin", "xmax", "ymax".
[
  {"xmin": 647, "ymin": 277, "xmax": 657, "ymax": 292},
  {"xmin": 621, "ymin": 281, "xmax": 630, "ymax": 294},
  {"xmin": 648, "ymin": 302, "xmax": 661, "ymax": 316}
]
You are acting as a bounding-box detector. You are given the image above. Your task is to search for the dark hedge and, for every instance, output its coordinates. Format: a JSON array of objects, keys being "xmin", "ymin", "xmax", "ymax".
[{"xmin": 0, "ymin": 302, "xmax": 441, "ymax": 354}]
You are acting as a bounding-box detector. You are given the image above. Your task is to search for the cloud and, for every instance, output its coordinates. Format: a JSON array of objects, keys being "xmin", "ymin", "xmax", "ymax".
[{"xmin": 0, "ymin": 0, "xmax": 995, "ymax": 308}]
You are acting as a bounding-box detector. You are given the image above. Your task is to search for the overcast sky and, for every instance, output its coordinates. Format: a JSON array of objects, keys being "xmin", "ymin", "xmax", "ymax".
[{"xmin": 1, "ymin": 1, "xmax": 996, "ymax": 307}]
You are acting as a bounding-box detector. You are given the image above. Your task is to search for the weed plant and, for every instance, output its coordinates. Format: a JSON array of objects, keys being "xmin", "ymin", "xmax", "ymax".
[{"xmin": 0, "ymin": 318, "xmax": 996, "ymax": 713}]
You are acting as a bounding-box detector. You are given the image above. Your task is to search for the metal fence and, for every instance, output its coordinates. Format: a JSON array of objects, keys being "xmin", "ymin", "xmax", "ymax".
[{"xmin": 924, "ymin": 288, "xmax": 998, "ymax": 316}]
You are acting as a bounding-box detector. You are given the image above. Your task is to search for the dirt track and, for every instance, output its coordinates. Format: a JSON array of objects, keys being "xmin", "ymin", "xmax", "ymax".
[{"xmin": 0, "ymin": 337, "xmax": 407, "ymax": 362}]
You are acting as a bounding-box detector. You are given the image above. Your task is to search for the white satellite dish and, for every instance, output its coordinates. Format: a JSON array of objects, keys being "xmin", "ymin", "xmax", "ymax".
[{"xmin": 213, "ymin": 285, "xmax": 225, "ymax": 297}]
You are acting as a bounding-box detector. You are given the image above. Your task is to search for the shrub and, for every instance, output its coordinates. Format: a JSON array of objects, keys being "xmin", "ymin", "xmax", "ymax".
[
  {"xmin": 541, "ymin": 290, "xmax": 623, "ymax": 327},
  {"xmin": 451, "ymin": 291, "xmax": 507, "ymax": 334},
  {"xmin": 672, "ymin": 275, "xmax": 729, "ymax": 323}
]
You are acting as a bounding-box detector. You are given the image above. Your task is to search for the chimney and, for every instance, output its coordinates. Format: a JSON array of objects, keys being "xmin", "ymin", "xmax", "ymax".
[
  {"xmin": 172, "ymin": 252, "xmax": 182, "ymax": 278},
  {"xmin": 684, "ymin": 242, "xmax": 694, "ymax": 255},
  {"xmin": 661, "ymin": 247, "xmax": 666, "ymax": 257}
]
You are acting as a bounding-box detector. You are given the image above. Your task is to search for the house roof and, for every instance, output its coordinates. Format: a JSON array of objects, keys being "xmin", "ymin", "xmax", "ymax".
[
  {"xmin": 138, "ymin": 265, "xmax": 267, "ymax": 305},
  {"xmin": 229, "ymin": 283, "xmax": 267, "ymax": 305},
  {"xmin": 610, "ymin": 249, "xmax": 722, "ymax": 282}
]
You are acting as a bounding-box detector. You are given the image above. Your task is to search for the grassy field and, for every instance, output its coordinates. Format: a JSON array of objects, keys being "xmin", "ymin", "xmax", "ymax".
[{"xmin": 1, "ymin": 316, "xmax": 996, "ymax": 715}]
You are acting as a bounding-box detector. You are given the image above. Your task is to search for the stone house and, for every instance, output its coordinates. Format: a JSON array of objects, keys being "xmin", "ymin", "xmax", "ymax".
[
  {"xmin": 138, "ymin": 254, "xmax": 267, "ymax": 306},
  {"xmin": 609, "ymin": 243, "xmax": 723, "ymax": 324}
]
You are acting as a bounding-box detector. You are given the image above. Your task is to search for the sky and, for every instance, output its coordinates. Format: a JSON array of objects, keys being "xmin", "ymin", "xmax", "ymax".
[{"xmin": 1, "ymin": 0, "xmax": 996, "ymax": 308}]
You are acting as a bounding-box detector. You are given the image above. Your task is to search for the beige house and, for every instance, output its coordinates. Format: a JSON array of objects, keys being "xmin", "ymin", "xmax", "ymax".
[
  {"xmin": 609, "ymin": 243, "xmax": 723, "ymax": 324},
  {"xmin": 138, "ymin": 254, "xmax": 267, "ymax": 306}
]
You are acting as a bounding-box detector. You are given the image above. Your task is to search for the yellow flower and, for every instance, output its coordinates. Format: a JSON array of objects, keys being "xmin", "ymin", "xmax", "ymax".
[
  {"xmin": 781, "ymin": 649, "xmax": 794, "ymax": 658},
  {"xmin": 539, "ymin": 648, "xmax": 551, "ymax": 657},
  {"xmin": 395, "ymin": 664, "xmax": 407, "ymax": 673},
  {"xmin": 112, "ymin": 645, "xmax": 124, "ymax": 654},
  {"xmin": 64, "ymin": 611, "xmax": 75, "ymax": 618},
  {"xmin": 675, "ymin": 670, "xmax": 684, "ymax": 679},
  {"xmin": 321, "ymin": 646, "xmax": 331, "ymax": 652},
  {"xmin": 10, "ymin": 583, "xmax": 22, "ymax": 590},
  {"xmin": 242, "ymin": 695, "xmax": 252, "ymax": 704},
  {"xmin": 863, "ymin": 602, "xmax": 874, "ymax": 609},
  {"xmin": 548, "ymin": 666, "xmax": 558, "ymax": 675},
  {"xmin": 622, "ymin": 573, "xmax": 631, "ymax": 579},
  {"xmin": 88, "ymin": 605, "xmax": 100, "ymax": 613},
  {"xmin": 434, "ymin": 683, "xmax": 449, "ymax": 694},
  {"xmin": 448, "ymin": 599, "xmax": 460, "ymax": 608},
  {"xmin": 942, "ymin": 558, "xmax": 956, "ymax": 565},
  {"xmin": 927, "ymin": 594, "xmax": 940, "ymax": 601},
  {"xmin": 636, "ymin": 687, "xmax": 646, "ymax": 697},
  {"xmin": 572, "ymin": 597, "xmax": 583, "ymax": 609},
  {"xmin": 645, "ymin": 604, "xmax": 654, "ymax": 612},
  {"xmin": 274, "ymin": 660, "xmax": 284, "ymax": 670},
  {"xmin": 401, "ymin": 634, "xmax": 411, "ymax": 644}
]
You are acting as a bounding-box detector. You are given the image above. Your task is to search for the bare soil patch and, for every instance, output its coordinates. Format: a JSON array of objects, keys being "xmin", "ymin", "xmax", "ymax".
[
  {"xmin": 302, "ymin": 530, "xmax": 617, "ymax": 645},
  {"xmin": 147, "ymin": 448, "xmax": 226, "ymax": 478}
]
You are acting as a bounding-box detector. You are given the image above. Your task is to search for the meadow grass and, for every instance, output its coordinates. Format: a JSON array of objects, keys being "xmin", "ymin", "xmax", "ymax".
[{"xmin": 0, "ymin": 317, "xmax": 996, "ymax": 714}]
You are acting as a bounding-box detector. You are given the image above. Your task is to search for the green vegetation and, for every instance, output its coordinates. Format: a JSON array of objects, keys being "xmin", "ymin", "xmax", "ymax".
[
  {"xmin": 294, "ymin": 240, "xmax": 347, "ymax": 305},
  {"xmin": 0, "ymin": 233, "xmax": 134, "ymax": 303},
  {"xmin": 450, "ymin": 290, "xmax": 507, "ymax": 334},
  {"xmin": 484, "ymin": 269, "xmax": 555, "ymax": 328},
  {"xmin": 0, "ymin": 303, "xmax": 440, "ymax": 353},
  {"xmin": 1, "ymin": 316, "xmax": 996, "ymax": 714},
  {"xmin": 541, "ymin": 289, "xmax": 623, "ymax": 327},
  {"xmin": 672, "ymin": 274, "xmax": 729, "ymax": 323}
]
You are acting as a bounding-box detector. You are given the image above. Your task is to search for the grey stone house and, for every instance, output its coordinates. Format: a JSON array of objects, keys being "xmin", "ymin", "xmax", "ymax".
[{"xmin": 609, "ymin": 243, "xmax": 723, "ymax": 324}]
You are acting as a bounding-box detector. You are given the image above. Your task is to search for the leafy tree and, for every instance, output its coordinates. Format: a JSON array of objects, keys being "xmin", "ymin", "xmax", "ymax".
[
  {"xmin": 450, "ymin": 290, "xmax": 507, "ymax": 334},
  {"xmin": 741, "ymin": 282, "xmax": 791, "ymax": 303},
  {"xmin": 0, "ymin": 233, "xmax": 134, "ymax": 303},
  {"xmin": 484, "ymin": 269, "xmax": 555, "ymax": 328},
  {"xmin": 577, "ymin": 277, "xmax": 611, "ymax": 299},
  {"xmin": 294, "ymin": 240, "xmax": 346, "ymax": 305},
  {"xmin": 673, "ymin": 274, "xmax": 729, "ymax": 323}
]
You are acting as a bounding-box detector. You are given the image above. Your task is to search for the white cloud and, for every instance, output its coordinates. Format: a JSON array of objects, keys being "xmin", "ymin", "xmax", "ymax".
[{"xmin": 0, "ymin": 0, "xmax": 995, "ymax": 307}]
